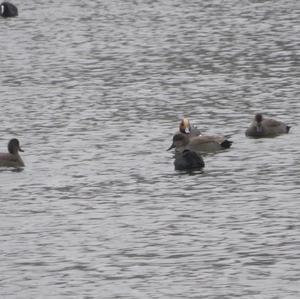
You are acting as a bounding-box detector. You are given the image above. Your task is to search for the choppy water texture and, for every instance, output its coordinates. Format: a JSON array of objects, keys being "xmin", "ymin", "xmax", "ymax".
[{"xmin": 1, "ymin": 0, "xmax": 300, "ymax": 298}]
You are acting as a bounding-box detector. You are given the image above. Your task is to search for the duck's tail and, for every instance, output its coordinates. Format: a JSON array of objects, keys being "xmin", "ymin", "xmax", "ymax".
[{"xmin": 221, "ymin": 140, "xmax": 233, "ymax": 149}]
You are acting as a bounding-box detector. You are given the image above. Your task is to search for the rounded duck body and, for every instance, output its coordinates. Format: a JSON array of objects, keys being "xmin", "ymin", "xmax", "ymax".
[
  {"xmin": 246, "ymin": 113, "xmax": 290, "ymax": 138},
  {"xmin": 171, "ymin": 118, "xmax": 232, "ymax": 153},
  {"xmin": 174, "ymin": 149, "xmax": 205, "ymax": 171},
  {"xmin": 168, "ymin": 132, "xmax": 232, "ymax": 154},
  {"xmin": 0, "ymin": 138, "xmax": 24, "ymax": 168},
  {"xmin": 0, "ymin": 2, "xmax": 18, "ymax": 17}
]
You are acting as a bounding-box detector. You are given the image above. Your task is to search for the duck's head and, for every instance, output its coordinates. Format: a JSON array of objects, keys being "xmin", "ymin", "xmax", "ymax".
[
  {"xmin": 167, "ymin": 133, "xmax": 187, "ymax": 151},
  {"xmin": 255, "ymin": 113, "xmax": 263, "ymax": 123},
  {"xmin": 8, "ymin": 138, "xmax": 24, "ymax": 154},
  {"xmin": 179, "ymin": 118, "xmax": 191, "ymax": 134}
]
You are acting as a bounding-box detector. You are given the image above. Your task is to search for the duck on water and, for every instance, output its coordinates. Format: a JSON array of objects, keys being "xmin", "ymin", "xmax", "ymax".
[
  {"xmin": 173, "ymin": 149, "xmax": 205, "ymax": 171},
  {"xmin": 0, "ymin": 139, "xmax": 24, "ymax": 168},
  {"xmin": 245, "ymin": 113, "xmax": 290, "ymax": 138},
  {"xmin": 169, "ymin": 118, "xmax": 232, "ymax": 154},
  {"xmin": 0, "ymin": 2, "xmax": 18, "ymax": 17}
]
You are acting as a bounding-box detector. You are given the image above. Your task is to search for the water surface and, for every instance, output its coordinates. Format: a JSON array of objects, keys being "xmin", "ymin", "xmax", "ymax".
[{"xmin": 1, "ymin": 0, "xmax": 299, "ymax": 298}]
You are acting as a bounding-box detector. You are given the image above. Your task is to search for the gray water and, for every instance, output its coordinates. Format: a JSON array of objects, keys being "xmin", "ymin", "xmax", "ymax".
[{"xmin": 1, "ymin": 0, "xmax": 300, "ymax": 298}]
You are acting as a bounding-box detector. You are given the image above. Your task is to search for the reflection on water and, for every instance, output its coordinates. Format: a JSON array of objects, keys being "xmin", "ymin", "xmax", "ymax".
[{"xmin": 1, "ymin": 0, "xmax": 299, "ymax": 298}]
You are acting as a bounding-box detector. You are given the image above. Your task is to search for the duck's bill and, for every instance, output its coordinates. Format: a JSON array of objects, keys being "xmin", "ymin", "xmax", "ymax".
[
  {"xmin": 19, "ymin": 147, "xmax": 24, "ymax": 152},
  {"xmin": 167, "ymin": 143, "xmax": 175, "ymax": 151}
]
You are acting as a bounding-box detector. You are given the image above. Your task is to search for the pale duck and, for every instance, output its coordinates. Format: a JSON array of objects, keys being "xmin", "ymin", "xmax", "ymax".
[
  {"xmin": 245, "ymin": 113, "xmax": 290, "ymax": 138},
  {"xmin": 168, "ymin": 132, "xmax": 232, "ymax": 154},
  {"xmin": 0, "ymin": 138, "xmax": 24, "ymax": 168},
  {"xmin": 169, "ymin": 118, "xmax": 232, "ymax": 154}
]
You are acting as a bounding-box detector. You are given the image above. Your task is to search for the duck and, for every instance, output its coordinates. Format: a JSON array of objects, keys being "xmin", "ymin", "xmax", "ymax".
[
  {"xmin": 170, "ymin": 118, "xmax": 232, "ymax": 154},
  {"xmin": 168, "ymin": 132, "xmax": 232, "ymax": 154},
  {"xmin": 174, "ymin": 149, "xmax": 205, "ymax": 171},
  {"xmin": 0, "ymin": 2, "xmax": 18, "ymax": 17},
  {"xmin": 245, "ymin": 113, "xmax": 290, "ymax": 138},
  {"xmin": 0, "ymin": 138, "xmax": 24, "ymax": 168}
]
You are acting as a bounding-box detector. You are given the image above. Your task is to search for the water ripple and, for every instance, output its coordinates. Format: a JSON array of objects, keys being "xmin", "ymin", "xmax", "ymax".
[{"xmin": 1, "ymin": 0, "xmax": 299, "ymax": 298}]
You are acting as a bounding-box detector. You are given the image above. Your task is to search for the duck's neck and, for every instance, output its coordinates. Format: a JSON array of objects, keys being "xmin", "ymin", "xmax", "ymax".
[{"xmin": 13, "ymin": 152, "xmax": 24, "ymax": 166}]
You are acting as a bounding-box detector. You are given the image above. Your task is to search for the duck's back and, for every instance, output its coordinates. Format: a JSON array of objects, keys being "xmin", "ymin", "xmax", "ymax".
[
  {"xmin": 262, "ymin": 118, "xmax": 289, "ymax": 135},
  {"xmin": 174, "ymin": 150, "xmax": 204, "ymax": 171},
  {"xmin": 187, "ymin": 134, "xmax": 231, "ymax": 153}
]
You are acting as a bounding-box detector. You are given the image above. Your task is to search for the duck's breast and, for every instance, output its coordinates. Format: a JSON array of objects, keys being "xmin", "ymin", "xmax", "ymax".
[{"xmin": 0, "ymin": 153, "xmax": 24, "ymax": 167}]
